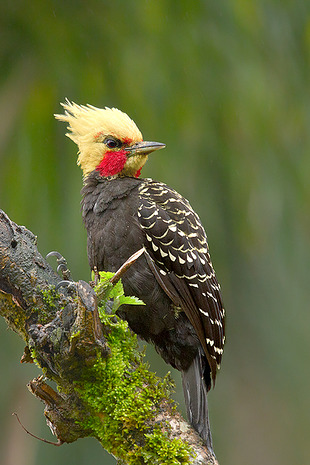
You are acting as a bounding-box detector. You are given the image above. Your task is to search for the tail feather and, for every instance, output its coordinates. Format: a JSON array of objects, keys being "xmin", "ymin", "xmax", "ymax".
[{"xmin": 181, "ymin": 351, "xmax": 213, "ymax": 450}]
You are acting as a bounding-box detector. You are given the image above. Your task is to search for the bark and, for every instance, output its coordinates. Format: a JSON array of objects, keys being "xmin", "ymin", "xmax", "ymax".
[{"xmin": 0, "ymin": 209, "xmax": 219, "ymax": 465}]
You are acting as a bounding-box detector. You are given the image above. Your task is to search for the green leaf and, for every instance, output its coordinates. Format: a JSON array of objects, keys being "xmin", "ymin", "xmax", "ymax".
[
  {"xmin": 109, "ymin": 279, "xmax": 125, "ymax": 299},
  {"xmin": 94, "ymin": 271, "xmax": 145, "ymax": 318},
  {"xmin": 118, "ymin": 295, "xmax": 145, "ymax": 306}
]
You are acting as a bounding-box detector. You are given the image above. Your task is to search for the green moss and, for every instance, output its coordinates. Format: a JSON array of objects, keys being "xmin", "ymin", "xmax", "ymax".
[
  {"xmin": 142, "ymin": 430, "xmax": 193, "ymax": 465},
  {"xmin": 70, "ymin": 329, "xmax": 81, "ymax": 341},
  {"xmin": 40, "ymin": 286, "xmax": 60, "ymax": 310},
  {"xmin": 29, "ymin": 346, "xmax": 43, "ymax": 371},
  {"xmin": 35, "ymin": 286, "xmax": 60, "ymax": 323},
  {"xmin": 74, "ymin": 272, "xmax": 193, "ymax": 464}
]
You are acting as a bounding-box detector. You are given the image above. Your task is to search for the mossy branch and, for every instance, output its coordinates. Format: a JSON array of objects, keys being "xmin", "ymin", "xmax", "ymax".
[{"xmin": 0, "ymin": 210, "xmax": 219, "ymax": 465}]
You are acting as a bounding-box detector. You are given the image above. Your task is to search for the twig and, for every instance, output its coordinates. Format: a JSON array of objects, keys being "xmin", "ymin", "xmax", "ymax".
[
  {"xmin": 110, "ymin": 247, "xmax": 145, "ymax": 284},
  {"xmin": 12, "ymin": 413, "xmax": 63, "ymax": 446}
]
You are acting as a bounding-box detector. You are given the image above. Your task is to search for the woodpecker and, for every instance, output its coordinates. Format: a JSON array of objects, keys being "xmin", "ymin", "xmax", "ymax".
[{"xmin": 55, "ymin": 101, "xmax": 225, "ymax": 448}]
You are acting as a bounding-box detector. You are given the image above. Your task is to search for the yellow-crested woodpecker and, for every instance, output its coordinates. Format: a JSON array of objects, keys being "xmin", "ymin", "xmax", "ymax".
[{"xmin": 55, "ymin": 101, "xmax": 225, "ymax": 448}]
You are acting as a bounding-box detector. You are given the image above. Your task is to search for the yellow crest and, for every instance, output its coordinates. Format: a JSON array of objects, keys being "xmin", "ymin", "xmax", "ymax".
[{"xmin": 55, "ymin": 100, "xmax": 143, "ymax": 144}]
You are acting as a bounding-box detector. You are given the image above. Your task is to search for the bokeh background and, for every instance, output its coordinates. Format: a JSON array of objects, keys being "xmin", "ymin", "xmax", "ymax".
[{"xmin": 1, "ymin": 1, "xmax": 309, "ymax": 464}]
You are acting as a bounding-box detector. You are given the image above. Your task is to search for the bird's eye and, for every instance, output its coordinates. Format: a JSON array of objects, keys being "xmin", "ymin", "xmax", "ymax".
[
  {"xmin": 106, "ymin": 139, "xmax": 117, "ymax": 148},
  {"xmin": 104, "ymin": 137, "xmax": 121, "ymax": 149}
]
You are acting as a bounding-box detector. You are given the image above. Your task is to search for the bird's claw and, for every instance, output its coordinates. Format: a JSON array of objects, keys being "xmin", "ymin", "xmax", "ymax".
[
  {"xmin": 55, "ymin": 280, "xmax": 77, "ymax": 292},
  {"xmin": 56, "ymin": 263, "xmax": 71, "ymax": 280},
  {"xmin": 46, "ymin": 251, "xmax": 72, "ymax": 281},
  {"xmin": 46, "ymin": 251, "xmax": 64, "ymax": 261}
]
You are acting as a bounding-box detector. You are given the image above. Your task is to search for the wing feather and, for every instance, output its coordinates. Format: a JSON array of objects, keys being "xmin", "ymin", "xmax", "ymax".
[{"xmin": 138, "ymin": 181, "xmax": 225, "ymax": 383}]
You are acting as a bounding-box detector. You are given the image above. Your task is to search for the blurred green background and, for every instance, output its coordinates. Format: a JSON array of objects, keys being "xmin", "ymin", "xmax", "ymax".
[{"xmin": 1, "ymin": 1, "xmax": 309, "ymax": 464}]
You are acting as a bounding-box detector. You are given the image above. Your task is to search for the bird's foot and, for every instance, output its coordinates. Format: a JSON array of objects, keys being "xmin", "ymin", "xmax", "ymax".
[
  {"xmin": 46, "ymin": 251, "xmax": 76, "ymax": 292},
  {"xmin": 46, "ymin": 251, "xmax": 72, "ymax": 280}
]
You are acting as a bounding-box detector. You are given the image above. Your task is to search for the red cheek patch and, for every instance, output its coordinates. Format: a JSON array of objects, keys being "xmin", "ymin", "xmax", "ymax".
[
  {"xmin": 96, "ymin": 150, "xmax": 128, "ymax": 177},
  {"xmin": 135, "ymin": 167, "xmax": 142, "ymax": 178}
]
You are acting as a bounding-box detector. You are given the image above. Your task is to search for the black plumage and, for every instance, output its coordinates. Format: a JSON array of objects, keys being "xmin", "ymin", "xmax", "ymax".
[{"xmin": 81, "ymin": 171, "xmax": 225, "ymax": 448}]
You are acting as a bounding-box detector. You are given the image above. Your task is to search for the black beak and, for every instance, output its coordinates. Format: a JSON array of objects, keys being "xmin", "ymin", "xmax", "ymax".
[{"xmin": 125, "ymin": 141, "xmax": 166, "ymax": 157}]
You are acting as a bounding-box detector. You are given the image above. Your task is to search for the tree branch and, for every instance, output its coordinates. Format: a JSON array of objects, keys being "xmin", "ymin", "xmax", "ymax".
[{"xmin": 0, "ymin": 210, "xmax": 219, "ymax": 465}]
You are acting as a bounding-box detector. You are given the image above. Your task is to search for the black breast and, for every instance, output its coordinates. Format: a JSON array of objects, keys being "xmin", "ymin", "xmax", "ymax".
[{"xmin": 81, "ymin": 173, "xmax": 143, "ymax": 271}]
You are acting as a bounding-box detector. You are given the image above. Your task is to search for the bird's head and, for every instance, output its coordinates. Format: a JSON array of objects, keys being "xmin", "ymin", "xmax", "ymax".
[{"xmin": 55, "ymin": 100, "xmax": 165, "ymax": 178}]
